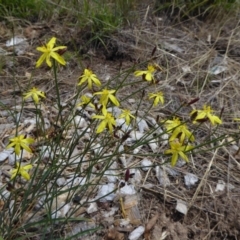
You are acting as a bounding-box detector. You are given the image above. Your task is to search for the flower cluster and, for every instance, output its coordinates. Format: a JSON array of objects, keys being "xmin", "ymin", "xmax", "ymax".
[
  {"xmin": 78, "ymin": 69, "xmax": 101, "ymax": 90},
  {"xmin": 36, "ymin": 37, "xmax": 66, "ymax": 68},
  {"xmin": 10, "ymin": 162, "xmax": 33, "ymax": 181},
  {"xmin": 7, "ymin": 135, "xmax": 34, "ymax": 156},
  {"xmin": 164, "ymin": 105, "xmax": 222, "ymax": 166},
  {"xmin": 23, "ymin": 87, "xmax": 46, "ymax": 104},
  {"xmin": 6, "ymin": 36, "xmax": 224, "ymax": 182},
  {"xmin": 190, "ymin": 105, "xmax": 222, "ymax": 125},
  {"xmin": 134, "ymin": 64, "xmax": 157, "ymax": 82},
  {"xmin": 6, "ymin": 135, "xmax": 34, "ymax": 180}
]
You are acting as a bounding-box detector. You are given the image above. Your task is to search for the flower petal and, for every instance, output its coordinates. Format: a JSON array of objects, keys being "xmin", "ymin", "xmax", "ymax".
[
  {"xmin": 96, "ymin": 121, "xmax": 107, "ymax": 133},
  {"xmin": 109, "ymin": 95, "xmax": 120, "ymax": 106},
  {"xmin": 171, "ymin": 153, "xmax": 178, "ymax": 166},
  {"xmin": 36, "ymin": 53, "xmax": 48, "ymax": 68},
  {"xmin": 47, "ymin": 37, "xmax": 57, "ymax": 49},
  {"xmin": 20, "ymin": 171, "xmax": 30, "ymax": 180},
  {"xmin": 51, "ymin": 52, "xmax": 66, "ymax": 66}
]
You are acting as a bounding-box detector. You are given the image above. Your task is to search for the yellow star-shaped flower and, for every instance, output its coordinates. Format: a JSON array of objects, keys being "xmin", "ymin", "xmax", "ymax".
[
  {"xmin": 94, "ymin": 88, "xmax": 119, "ymax": 107},
  {"xmin": 78, "ymin": 69, "xmax": 101, "ymax": 89},
  {"xmin": 119, "ymin": 109, "xmax": 135, "ymax": 125},
  {"xmin": 77, "ymin": 95, "xmax": 95, "ymax": 109},
  {"xmin": 92, "ymin": 107, "xmax": 116, "ymax": 133},
  {"xmin": 190, "ymin": 105, "xmax": 222, "ymax": 125},
  {"xmin": 23, "ymin": 87, "xmax": 46, "ymax": 104},
  {"xmin": 164, "ymin": 117, "xmax": 194, "ymax": 142},
  {"xmin": 36, "ymin": 37, "xmax": 66, "ymax": 68},
  {"xmin": 148, "ymin": 92, "xmax": 164, "ymax": 106},
  {"xmin": 10, "ymin": 162, "xmax": 33, "ymax": 180},
  {"xmin": 6, "ymin": 135, "xmax": 34, "ymax": 156},
  {"xmin": 134, "ymin": 64, "xmax": 156, "ymax": 82},
  {"xmin": 164, "ymin": 139, "xmax": 193, "ymax": 166}
]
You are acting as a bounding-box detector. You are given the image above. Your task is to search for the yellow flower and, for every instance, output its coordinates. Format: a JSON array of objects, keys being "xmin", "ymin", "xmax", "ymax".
[
  {"xmin": 190, "ymin": 105, "xmax": 222, "ymax": 125},
  {"xmin": 164, "ymin": 117, "xmax": 194, "ymax": 142},
  {"xmin": 94, "ymin": 88, "xmax": 119, "ymax": 107},
  {"xmin": 134, "ymin": 64, "xmax": 156, "ymax": 82},
  {"xmin": 10, "ymin": 162, "xmax": 33, "ymax": 180},
  {"xmin": 77, "ymin": 95, "xmax": 95, "ymax": 109},
  {"xmin": 36, "ymin": 37, "xmax": 66, "ymax": 68},
  {"xmin": 164, "ymin": 139, "xmax": 193, "ymax": 166},
  {"xmin": 149, "ymin": 92, "xmax": 164, "ymax": 106},
  {"xmin": 23, "ymin": 87, "xmax": 46, "ymax": 104},
  {"xmin": 6, "ymin": 135, "xmax": 34, "ymax": 156},
  {"xmin": 119, "ymin": 109, "xmax": 135, "ymax": 125},
  {"xmin": 92, "ymin": 107, "xmax": 116, "ymax": 133},
  {"xmin": 164, "ymin": 117, "xmax": 182, "ymax": 132},
  {"xmin": 78, "ymin": 69, "xmax": 101, "ymax": 89}
]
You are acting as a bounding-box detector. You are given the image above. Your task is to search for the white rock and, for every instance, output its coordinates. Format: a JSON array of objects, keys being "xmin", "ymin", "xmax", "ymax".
[
  {"xmin": 51, "ymin": 203, "xmax": 71, "ymax": 219},
  {"xmin": 87, "ymin": 202, "xmax": 98, "ymax": 214},
  {"xmin": 119, "ymin": 154, "xmax": 127, "ymax": 167},
  {"xmin": 73, "ymin": 116, "xmax": 88, "ymax": 128},
  {"xmin": 6, "ymin": 36, "xmax": 29, "ymax": 55},
  {"xmin": 118, "ymin": 144, "xmax": 125, "ymax": 153},
  {"xmin": 6, "ymin": 36, "xmax": 26, "ymax": 46},
  {"xmin": 148, "ymin": 139, "xmax": 158, "ymax": 152},
  {"xmin": 102, "ymin": 206, "xmax": 118, "ymax": 218},
  {"xmin": 128, "ymin": 99, "xmax": 135, "ymax": 104},
  {"xmin": 118, "ymin": 184, "xmax": 136, "ymax": 196},
  {"xmin": 215, "ymin": 180, "xmax": 225, "ymax": 192},
  {"xmin": 209, "ymin": 65, "xmax": 227, "ymax": 75},
  {"xmin": 182, "ymin": 65, "xmax": 191, "ymax": 73},
  {"xmin": 141, "ymin": 158, "xmax": 152, "ymax": 171},
  {"xmin": 128, "ymin": 130, "xmax": 144, "ymax": 143},
  {"xmin": 116, "ymin": 118, "xmax": 131, "ymax": 132},
  {"xmin": 8, "ymin": 149, "xmax": 32, "ymax": 165},
  {"xmin": 176, "ymin": 199, "xmax": 188, "ymax": 215},
  {"xmin": 0, "ymin": 149, "xmax": 12, "ymax": 162},
  {"xmin": 130, "ymin": 169, "xmax": 142, "ymax": 184},
  {"xmin": 9, "ymin": 200, "xmax": 15, "ymax": 214},
  {"xmin": 165, "ymin": 165, "xmax": 179, "ymax": 177},
  {"xmin": 91, "ymin": 143, "xmax": 103, "ymax": 155},
  {"xmin": 163, "ymin": 41, "xmax": 184, "ymax": 53},
  {"xmin": 107, "ymin": 106, "xmax": 122, "ymax": 117},
  {"xmin": 95, "ymin": 183, "xmax": 116, "ymax": 202},
  {"xmin": 161, "ymin": 133, "xmax": 169, "ymax": 146},
  {"xmin": 40, "ymin": 145, "xmax": 54, "ymax": 159},
  {"xmin": 142, "ymin": 183, "xmax": 154, "ymax": 189},
  {"xmin": 119, "ymin": 218, "xmax": 131, "ymax": 226},
  {"xmin": 128, "ymin": 226, "xmax": 145, "ymax": 240},
  {"xmin": 104, "ymin": 169, "xmax": 118, "ymax": 183},
  {"xmin": 0, "ymin": 189, "xmax": 10, "ymax": 200},
  {"xmin": 176, "ymin": 158, "xmax": 187, "ymax": 167},
  {"xmin": 155, "ymin": 166, "xmax": 170, "ymax": 187},
  {"xmin": 146, "ymin": 116, "xmax": 158, "ymax": 126},
  {"xmin": 133, "ymin": 145, "xmax": 143, "ymax": 154},
  {"xmin": 66, "ymin": 177, "xmax": 87, "ymax": 187},
  {"xmin": 184, "ymin": 173, "xmax": 198, "ymax": 187},
  {"xmin": 136, "ymin": 118, "xmax": 149, "ymax": 133},
  {"xmin": 56, "ymin": 177, "xmax": 66, "ymax": 186}
]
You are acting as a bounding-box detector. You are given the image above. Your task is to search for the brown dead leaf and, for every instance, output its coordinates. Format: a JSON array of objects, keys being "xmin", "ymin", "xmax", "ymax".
[
  {"xmin": 144, "ymin": 213, "xmax": 159, "ymax": 240},
  {"xmin": 24, "ymin": 26, "xmax": 41, "ymax": 39},
  {"xmin": 0, "ymin": 199, "xmax": 4, "ymax": 211},
  {"xmin": 105, "ymin": 228, "xmax": 124, "ymax": 240}
]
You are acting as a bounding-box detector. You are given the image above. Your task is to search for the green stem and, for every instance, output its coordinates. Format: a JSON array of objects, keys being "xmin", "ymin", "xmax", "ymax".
[{"xmin": 52, "ymin": 60, "xmax": 62, "ymax": 123}]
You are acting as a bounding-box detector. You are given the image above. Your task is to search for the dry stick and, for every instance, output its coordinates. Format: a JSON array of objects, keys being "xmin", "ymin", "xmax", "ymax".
[
  {"xmin": 187, "ymin": 139, "xmax": 224, "ymax": 212},
  {"xmin": 141, "ymin": 186, "xmax": 223, "ymax": 216},
  {"xmin": 203, "ymin": 222, "xmax": 220, "ymax": 240}
]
